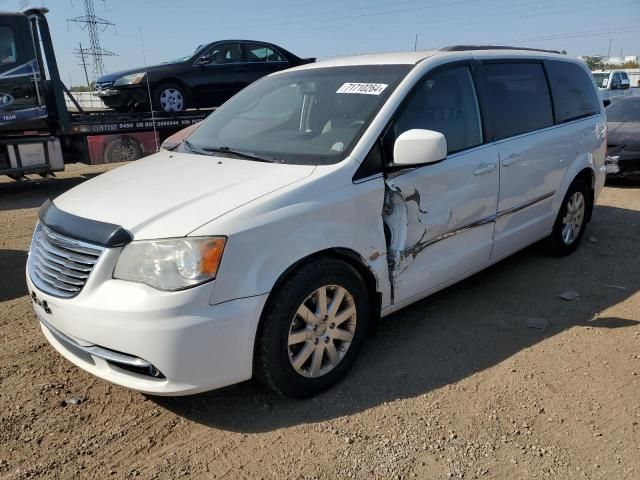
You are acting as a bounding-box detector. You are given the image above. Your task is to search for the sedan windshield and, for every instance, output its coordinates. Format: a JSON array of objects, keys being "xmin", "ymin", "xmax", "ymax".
[
  {"xmin": 184, "ymin": 65, "xmax": 412, "ymax": 165},
  {"xmin": 606, "ymin": 99, "xmax": 640, "ymax": 122}
]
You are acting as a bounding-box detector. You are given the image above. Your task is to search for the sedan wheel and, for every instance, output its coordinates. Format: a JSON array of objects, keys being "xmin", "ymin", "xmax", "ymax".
[
  {"xmin": 158, "ymin": 87, "xmax": 185, "ymax": 112},
  {"xmin": 287, "ymin": 285, "xmax": 357, "ymax": 378}
]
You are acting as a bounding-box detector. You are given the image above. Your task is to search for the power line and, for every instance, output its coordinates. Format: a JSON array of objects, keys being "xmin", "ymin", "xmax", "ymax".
[
  {"xmin": 505, "ymin": 25, "xmax": 640, "ymax": 44},
  {"xmin": 67, "ymin": 0, "xmax": 116, "ymax": 81}
]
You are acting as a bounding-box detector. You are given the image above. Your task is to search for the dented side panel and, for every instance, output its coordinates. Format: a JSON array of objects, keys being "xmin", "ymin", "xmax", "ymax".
[{"xmin": 383, "ymin": 145, "xmax": 500, "ymax": 305}]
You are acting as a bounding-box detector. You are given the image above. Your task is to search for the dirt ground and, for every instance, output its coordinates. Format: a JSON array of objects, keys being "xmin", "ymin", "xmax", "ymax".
[{"xmin": 0, "ymin": 164, "xmax": 638, "ymax": 480}]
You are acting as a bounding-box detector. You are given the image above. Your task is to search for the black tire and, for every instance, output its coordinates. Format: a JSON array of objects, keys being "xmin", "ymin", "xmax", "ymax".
[
  {"xmin": 153, "ymin": 82, "xmax": 187, "ymax": 112},
  {"xmin": 546, "ymin": 179, "xmax": 591, "ymax": 256},
  {"xmin": 104, "ymin": 137, "xmax": 143, "ymax": 163},
  {"xmin": 256, "ymin": 258, "xmax": 370, "ymax": 398}
]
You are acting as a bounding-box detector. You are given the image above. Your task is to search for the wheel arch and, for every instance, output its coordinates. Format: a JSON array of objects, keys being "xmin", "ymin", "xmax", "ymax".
[
  {"xmin": 252, "ymin": 247, "xmax": 382, "ymax": 366},
  {"xmin": 555, "ymin": 163, "xmax": 597, "ymax": 223},
  {"xmin": 574, "ymin": 167, "xmax": 596, "ymax": 222}
]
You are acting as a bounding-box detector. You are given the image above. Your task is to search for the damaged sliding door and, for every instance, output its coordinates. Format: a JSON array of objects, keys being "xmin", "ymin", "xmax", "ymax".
[
  {"xmin": 381, "ymin": 64, "xmax": 499, "ymax": 306},
  {"xmin": 383, "ymin": 144, "xmax": 499, "ymax": 304}
]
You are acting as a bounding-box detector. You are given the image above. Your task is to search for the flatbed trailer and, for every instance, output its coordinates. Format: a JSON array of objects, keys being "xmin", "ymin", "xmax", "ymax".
[{"xmin": 0, "ymin": 7, "xmax": 210, "ymax": 180}]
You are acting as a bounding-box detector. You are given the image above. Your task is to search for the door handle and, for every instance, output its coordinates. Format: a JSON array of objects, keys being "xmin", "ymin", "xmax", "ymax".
[
  {"xmin": 473, "ymin": 162, "xmax": 497, "ymax": 175},
  {"xmin": 502, "ymin": 154, "xmax": 523, "ymax": 167}
]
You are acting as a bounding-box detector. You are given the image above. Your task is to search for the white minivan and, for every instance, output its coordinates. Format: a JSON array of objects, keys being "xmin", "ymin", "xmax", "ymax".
[{"xmin": 27, "ymin": 47, "xmax": 606, "ymax": 398}]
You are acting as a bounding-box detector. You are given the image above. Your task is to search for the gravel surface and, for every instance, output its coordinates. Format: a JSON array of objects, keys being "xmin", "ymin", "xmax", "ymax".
[{"xmin": 1, "ymin": 165, "xmax": 639, "ymax": 479}]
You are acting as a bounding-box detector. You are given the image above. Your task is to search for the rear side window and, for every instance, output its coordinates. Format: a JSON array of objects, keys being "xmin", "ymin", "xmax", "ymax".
[
  {"xmin": 245, "ymin": 43, "xmax": 284, "ymax": 62},
  {"xmin": 545, "ymin": 61, "xmax": 600, "ymax": 123},
  {"xmin": 481, "ymin": 63, "xmax": 553, "ymax": 140}
]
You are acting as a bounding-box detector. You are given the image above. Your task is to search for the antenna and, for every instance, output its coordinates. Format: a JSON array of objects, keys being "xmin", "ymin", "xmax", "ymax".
[
  {"xmin": 139, "ymin": 26, "xmax": 159, "ymax": 152},
  {"xmin": 67, "ymin": 0, "xmax": 117, "ymax": 81}
]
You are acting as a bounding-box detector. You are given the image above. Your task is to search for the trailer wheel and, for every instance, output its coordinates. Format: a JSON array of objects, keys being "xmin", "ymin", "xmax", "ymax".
[{"xmin": 104, "ymin": 136, "xmax": 143, "ymax": 163}]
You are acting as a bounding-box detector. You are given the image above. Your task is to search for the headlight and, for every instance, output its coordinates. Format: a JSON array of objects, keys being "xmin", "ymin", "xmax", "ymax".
[
  {"xmin": 113, "ymin": 237, "xmax": 226, "ymax": 291},
  {"xmin": 113, "ymin": 72, "xmax": 146, "ymax": 86}
]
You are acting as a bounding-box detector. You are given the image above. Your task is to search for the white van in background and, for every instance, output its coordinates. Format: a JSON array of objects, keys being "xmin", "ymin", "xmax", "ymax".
[{"xmin": 27, "ymin": 46, "xmax": 606, "ymax": 398}]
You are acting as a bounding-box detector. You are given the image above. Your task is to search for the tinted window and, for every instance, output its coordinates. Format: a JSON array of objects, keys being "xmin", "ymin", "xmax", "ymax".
[
  {"xmin": 482, "ymin": 63, "xmax": 553, "ymax": 140},
  {"xmin": 245, "ymin": 43, "xmax": 284, "ymax": 62},
  {"xmin": 206, "ymin": 43, "xmax": 241, "ymax": 64},
  {"xmin": 0, "ymin": 26, "xmax": 17, "ymax": 65},
  {"xmin": 546, "ymin": 61, "xmax": 600, "ymax": 123},
  {"xmin": 388, "ymin": 66, "xmax": 483, "ymax": 156}
]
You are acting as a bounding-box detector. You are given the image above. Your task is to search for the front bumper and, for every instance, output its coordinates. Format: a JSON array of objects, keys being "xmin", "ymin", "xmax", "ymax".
[
  {"xmin": 27, "ymin": 261, "xmax": 268, "ymax": 396},
  {"xmin": 605, "ymin": 153, "xmax": 640, "ymax": 178}
]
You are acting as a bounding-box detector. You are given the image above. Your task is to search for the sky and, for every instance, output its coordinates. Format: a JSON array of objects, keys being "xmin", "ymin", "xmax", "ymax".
[{"xmin": 3, "ymin": 0, "xmax": 640, "ymax": 86}]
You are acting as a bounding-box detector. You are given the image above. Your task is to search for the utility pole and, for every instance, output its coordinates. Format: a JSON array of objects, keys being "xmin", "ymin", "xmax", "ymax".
[
  {"xmin": 414, "ymin": 34, "xmax": 418, "ymax": 51},
  {"xmin": 67, "ymin": 0, "xmax": 116, "ymax": 81},
  {"xmin": 75, "ymin": 42, "xmax": 91, "ymax": 88},
  {"xmin": 607, "ymin": 38, "xmax": 612, "ymax": 58}
]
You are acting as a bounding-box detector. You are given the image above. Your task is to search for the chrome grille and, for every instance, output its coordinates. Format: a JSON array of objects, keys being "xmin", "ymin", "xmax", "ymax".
[
  {"xmin": 94, "ymin": 81, "xmax": 114, "ymax": 93},
  {"xmin": 28, "ymin": 223, "xmax": 104, "ymax": 298}
]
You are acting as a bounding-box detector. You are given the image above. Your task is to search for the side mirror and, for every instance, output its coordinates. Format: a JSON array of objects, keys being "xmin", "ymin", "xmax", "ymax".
[
  {"xmin": 393, "ymin": 129, "xmax": 447, "ymax": 166},
  {"xmin": 196, "ymin": 55, "xmax": 212, "ymax": 66}
]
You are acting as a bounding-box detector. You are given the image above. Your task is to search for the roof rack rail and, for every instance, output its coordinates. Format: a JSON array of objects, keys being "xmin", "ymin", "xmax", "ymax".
[{"xmin": 440, "ymin": 45, "xmax": 562, "ymax": 54}]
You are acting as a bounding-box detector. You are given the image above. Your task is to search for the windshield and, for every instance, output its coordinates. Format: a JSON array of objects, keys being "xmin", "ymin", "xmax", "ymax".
[
  {"xmin": 592, "ymin": 73, "xmax": 608, "ymax": 88},
  {"xmin": 606, "ymin": 99, "xmax": 640, "ymax": 122},
  {"xmin": 170, "ymin": 45, "xmax": 207, "ymax": 63},
  {"xmin": 169, "ymin": 55, "xmax": 192, "ymax": 63},
  {"xmin": 184, "ymin": 65, "xmax": 412, "ymax": 165}
]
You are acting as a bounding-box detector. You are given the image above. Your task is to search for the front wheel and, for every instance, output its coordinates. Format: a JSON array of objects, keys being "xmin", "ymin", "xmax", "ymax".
[
  {"xmin": 546, "ymin": 179, "xmax": 590, "ymax": 256},
  {"xmin": 256, "ymin": 259, "xmax": 370, "ymax": 398},
  {"xmin": 153, "ymin": 83, "xmax": 187, "ymax": 112}
]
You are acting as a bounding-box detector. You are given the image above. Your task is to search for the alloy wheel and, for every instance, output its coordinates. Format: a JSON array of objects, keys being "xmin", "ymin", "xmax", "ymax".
[
  {"xmin": 287, "ymin": 285, "xmax": 357, "ymax": 378},
  {"xmin": 110, "ymin": 143, "xmax": 137, "ymax": 161},
  {"xmin": 561, "ymin": 191, "xmax": 585, "ymax": 245}
]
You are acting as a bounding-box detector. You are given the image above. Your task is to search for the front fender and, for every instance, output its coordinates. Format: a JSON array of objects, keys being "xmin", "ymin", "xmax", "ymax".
[{"xmin": 192, "ymin": 172, "xmax": 391, "ymax": 308}]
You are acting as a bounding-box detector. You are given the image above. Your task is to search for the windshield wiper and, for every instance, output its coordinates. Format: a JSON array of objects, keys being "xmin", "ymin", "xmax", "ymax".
[
  {"xmin": 184, "ymin": 139, "xmax": 213, "ymax": 156},
  {"xmin": 201, "ymin": 146, "xmax": 276, "ymax": 163}
]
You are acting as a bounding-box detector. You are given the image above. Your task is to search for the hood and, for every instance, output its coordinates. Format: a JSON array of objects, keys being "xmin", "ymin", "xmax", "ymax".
[
  {"xmin": 96, "ymin": 62, "xmax": 181, "ymax": 83},
  {"xmin": 53, "ymin": 151, "xmax": 315, "ymax": 240},
  {"xmin": 607, "ymin": 121, "xmax": 640, "ymax": 148}
]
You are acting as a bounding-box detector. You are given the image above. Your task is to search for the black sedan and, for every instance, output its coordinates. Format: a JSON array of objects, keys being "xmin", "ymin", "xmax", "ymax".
[
  {"xmin": 95, "ymin": 40, "xmax": 314, "ymax": 112},
  {"xmin": 606, "ymin": 96, "xmax": 640, "ymax": 179}
]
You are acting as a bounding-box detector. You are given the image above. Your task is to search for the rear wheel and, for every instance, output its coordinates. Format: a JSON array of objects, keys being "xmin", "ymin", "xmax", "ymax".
[
  {"xmin": 546, "ymin": 179, "xmax": 590, "ymax": 256},
  {"xmin": 104, "ymin": 137, "xmax": 143, "ymax": 163},
  {"xmin": 256, "ymin": 258, "xmax": 369, "ymax": 398}
]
